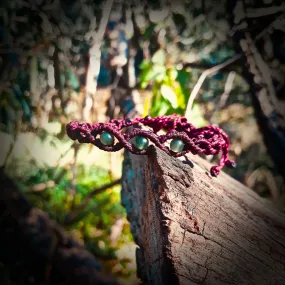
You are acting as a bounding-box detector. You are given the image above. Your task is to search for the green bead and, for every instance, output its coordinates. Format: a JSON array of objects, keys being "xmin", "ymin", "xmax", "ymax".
[
  {"xmin": 134, "ymin": 136, "xmax": 149, "ymax": 150},
  {"xmin": 100, "ymin": 132, "xmax": 114, "ymax": 146},
  {"xmin": 170, "ymin": 139, "xmax": 184, "ymax": 153}
]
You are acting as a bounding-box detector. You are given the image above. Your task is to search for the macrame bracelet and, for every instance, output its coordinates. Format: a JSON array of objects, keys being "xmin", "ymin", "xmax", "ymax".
[{"xmin": 66, "ymin": 114, "xmax": 236, "ymax": 177}]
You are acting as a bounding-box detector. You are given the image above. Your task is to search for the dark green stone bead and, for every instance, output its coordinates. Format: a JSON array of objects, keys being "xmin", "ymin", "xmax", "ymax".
[
  {"xmin": 134, "ymin": 136, "xmax": 149, "ymax": 150},
  {"xmin": 100, "ymin": 132, "xmax": 114, "ymax": 146},
  {"xmin": 170, "ymin": 138, "xmax": 184, "ymax": 153}
]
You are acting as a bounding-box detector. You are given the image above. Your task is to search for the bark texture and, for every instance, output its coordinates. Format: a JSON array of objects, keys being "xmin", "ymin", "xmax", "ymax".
[
  {"xmin": 121, "ymin": 146, "xmax": 285, "ymax": 285},
  {"xmin": 226, "ymin": 0, "xmax": 285, "ymax": 179}
]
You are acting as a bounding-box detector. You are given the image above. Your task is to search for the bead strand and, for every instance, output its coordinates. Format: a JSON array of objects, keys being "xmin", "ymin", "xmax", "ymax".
[{"xmin": 66, "ymin": 115, "xmax": 236, "ymax": 177}]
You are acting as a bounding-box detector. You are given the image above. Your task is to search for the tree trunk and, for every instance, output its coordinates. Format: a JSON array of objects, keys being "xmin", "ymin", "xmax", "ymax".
[
  {"xmin": 121, "ymin": 146, "xmax": 285, "ymax": 285},
  {"xmin": 226, "ymin": 0, "xmax": 285, "ymax": 180}
]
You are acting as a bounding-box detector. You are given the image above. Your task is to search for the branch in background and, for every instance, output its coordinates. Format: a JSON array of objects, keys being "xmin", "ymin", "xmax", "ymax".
[
  {"xmin": 227, "ymin": 0, "xmax": 285, "ymax": 181},
  {"xmin": 84, "ymin": 0, "xmax": 114, "ymax": 122},
  {"xmin": 3, "ymin": 121, "xmax": 21, "ymax": 170},
  {"xmin": 69, "ymin": 143, "xmax": 80, "ymax": 208},
  {"xmin": 85, "ymin": 0, "xmax": 114, "ymax": 95},
  {"xmin": 246, "ymin": 6, "xmax": 285, "ymax": 18},
  {"xmin": 255, "ymin": 14, "xmax": 285, "ymax": 41},
  {"xmin": 24, "ymin": 143, "xmax": 75, "ymax": 193},
  {"xmin": 183, "ymin": 60, "xmax": 241, "ymax": 72},
  {"xmin": 184, "ymin": 54, "xmax": 243, "ymax": 119},
  {"xmin": 26, "ymin": 180, "xmax": 56, "ymax": 192},
  {"xmin": 25, "ymin": 164, "xmax": 71, "ymax": 193},
  {"xmin": 219, "ymin": 71, "xmax": 237, "ymax": 108},
  {"xmin": 71, "ymin": 144, "xmax": 80, "ymax": 186},
  {"xmin": 52, "ymin": 47, "xmax": 63, "ymax": 109},
  {"xmin": 3, "ymin": 135, "xmax": 16, "ymax": 169},
  {"xmin": 64, "ymin": 178, "xmax": 122, "ymax": 225},
  {"xmin": 210, "ymin": 71, "xmax": 236, "ymax": 124},
  {"xmin": 29, "ymin": 56, "xmax": 38, "ymax": 96}
]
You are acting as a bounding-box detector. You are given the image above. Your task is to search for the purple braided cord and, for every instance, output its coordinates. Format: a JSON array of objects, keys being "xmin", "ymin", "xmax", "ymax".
[{"xmin": 66, "ymin": 114, "xmax": 236, "ymax": 176}]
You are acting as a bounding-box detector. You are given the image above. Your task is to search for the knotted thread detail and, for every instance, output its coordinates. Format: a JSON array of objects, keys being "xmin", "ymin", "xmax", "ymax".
[{"xmin": 66, "ymin": 114, "xmax": 236, "ymax": 177}]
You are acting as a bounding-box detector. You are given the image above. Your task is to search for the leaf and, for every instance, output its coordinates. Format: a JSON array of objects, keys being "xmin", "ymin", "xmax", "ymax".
[
  {"xmin": 173, "ymin": 82, "xmax": 186, "ymax": 109},
  {"xmin": 176, "ymin": 69, "xmax": 191, "ymax": 87},
  {"xmin": 139, "ymin": 64, "xmax": 166, "ymax": 87},
  {"xmin": 150, "ymin": 98, "xmax": 169, "ymax": 117},
  {"xmin": 142, "ymin": 96, "xmax": 150, "ymax": 118},
  {"xmin": 2, "ymin": 89, "xmax": 20, "ymax": 110},
  {"xmin": 66, "ymin": 70, "xmax": 80, "ymax": 91},
  {"xmin": 160, "ymin": 84, "xmax": 178, "ymax": 108},
  {"xmin": 168, "ymin": 68, "xmax": 178, "ymax": 81},
  {"xmin": 152, "ymin": 65, "xmax": 166, "ymax": 81},
  {"xmin": 176, "ymin": 69, "xmax": 191, "ymax": 103},
  {"xmin": 151, "ymin": 49, "xmax": 165, "ymax": 65},
  {"xmin": 139, "ymin": 60, "xmax": 151, "ymax": 70},
  {"xmin": 143, "ymin": 23, "xmax": 156, "ymax": 40},
  {"xmin": 157, "ymin": 100, "xmax": 170, "ymax": 116}
]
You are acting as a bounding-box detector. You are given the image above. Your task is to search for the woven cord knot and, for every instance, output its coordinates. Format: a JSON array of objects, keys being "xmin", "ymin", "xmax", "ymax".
[{"xmin": 66, "ymin": 115, "xmax": 236, "ymax": 177}]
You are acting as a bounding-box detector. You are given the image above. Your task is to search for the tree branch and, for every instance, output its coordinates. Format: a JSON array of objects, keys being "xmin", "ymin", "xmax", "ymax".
[
  {"xmin": 85, "ymin": 0, "xmax": 114, "ymax": 95},
  {"xmin": 184, "ymin": 54, "xmax": 243, "ymax": 119},
  {"xmin": 64, "ymin": 178, "xmax": 122, "ymax": 225},
  {"xmin": 246, "ymin": 6, "xmax": 285, "ymax": 18}
]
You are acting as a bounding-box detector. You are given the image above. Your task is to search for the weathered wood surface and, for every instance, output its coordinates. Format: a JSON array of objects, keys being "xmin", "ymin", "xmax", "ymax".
[{"xmin": 121, "ymin": 146, "xmax": 285, "ymax": 285}]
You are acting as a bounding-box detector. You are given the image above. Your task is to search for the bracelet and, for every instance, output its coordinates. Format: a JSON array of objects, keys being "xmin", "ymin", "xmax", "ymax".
[{"xmin": 66, "ymin": 114, "xmax": 236, "ymax": 177}]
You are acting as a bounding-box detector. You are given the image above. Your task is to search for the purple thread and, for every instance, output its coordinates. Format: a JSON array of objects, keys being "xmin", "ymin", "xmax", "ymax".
[{"xmin": 66, "ymin": 114, "xmax": 236, "ymax": 176}]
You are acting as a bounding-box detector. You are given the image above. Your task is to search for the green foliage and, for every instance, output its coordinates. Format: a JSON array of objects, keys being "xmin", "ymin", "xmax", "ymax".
[
  {"xmin": 139, "ymin": 49, "xmax": 190, "ymax": 117},
  {"xmin": 2, "ymin": 1, "xmax": 284, "ymax": 282},
  {"xmin": 139, "ymin": 49, "xmax": 206, "ymax": 127},
  {"xmin": 21, "ymin": 163, "xmax": 134, "ymax": 279}
]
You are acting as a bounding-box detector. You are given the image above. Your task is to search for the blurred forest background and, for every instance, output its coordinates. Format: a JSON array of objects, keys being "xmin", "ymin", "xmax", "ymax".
[{"xmin": 1, "ymin": 0, "xmax": 285, "ymax": 284}]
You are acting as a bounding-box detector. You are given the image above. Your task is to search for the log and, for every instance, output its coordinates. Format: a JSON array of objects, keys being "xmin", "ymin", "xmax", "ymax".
[{"xmin": 121, "ymin": 146, "xmax": 285, "ymax": 285}]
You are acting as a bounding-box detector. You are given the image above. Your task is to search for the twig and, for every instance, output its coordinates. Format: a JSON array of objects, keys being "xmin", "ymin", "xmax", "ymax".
[
  {"xmin": 70, "ymin": 143, "xmax": 79, "ymax": 191},
  {"xmin": 3, "ymin": 121, "xmax": 21, "ymax": 170},
  {"xmin": 3, "ymin": 137, "xmax": 16, "ymax": 168},
  {"xmin": 109, "ymin": 71, "xmax": 122, "ymax": 90},
  {"xmin": 246, "ymin": 5, "xmax": 285, "ymax": 18},
  {"xmin": 53, "ymin": 47, "xmax": 63, "ymax": 110},
  {"xmin": 183, "ymin": 60, "xmax": 241, "ymax": 71},
  {"xmin": 26, "ymin": 180, "xmax": 56, "ymax": 192},
  {"xmin": 184, "ymin": 54, "xmax": 243, "ymax": 119},
  {"xmin": 25, "ymin": 164, "xmax": 71, "ymax": 193},
  {"xmin": 255, "ymin": 14, "xmax": 285, "ymax": 41},
  {"xmin": 55, "ymin": 142, "xmax": 75, "ymax": 165},
  {"xmin": 219, "ymin": 71, "xmax": 237, "ymax": 108},
  {"xmin": 69, "ymin": 143, "xmax": 80, "ymax": 210},
  {"xmin": 96, "ymin": 0, "xmax": 114, "ymax": 43},
  {"xmin": 63, "ymin": 178, "xmax": 121, "ymax": 225},
  {"xmin": 210, "ymin": 71, "xmax": 236, "ymax": 124}
]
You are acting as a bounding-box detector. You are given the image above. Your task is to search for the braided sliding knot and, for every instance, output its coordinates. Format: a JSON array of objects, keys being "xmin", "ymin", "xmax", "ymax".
[{"xmin": 66, "ymin": 114, "xmax": 236, "ymax": 177}]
